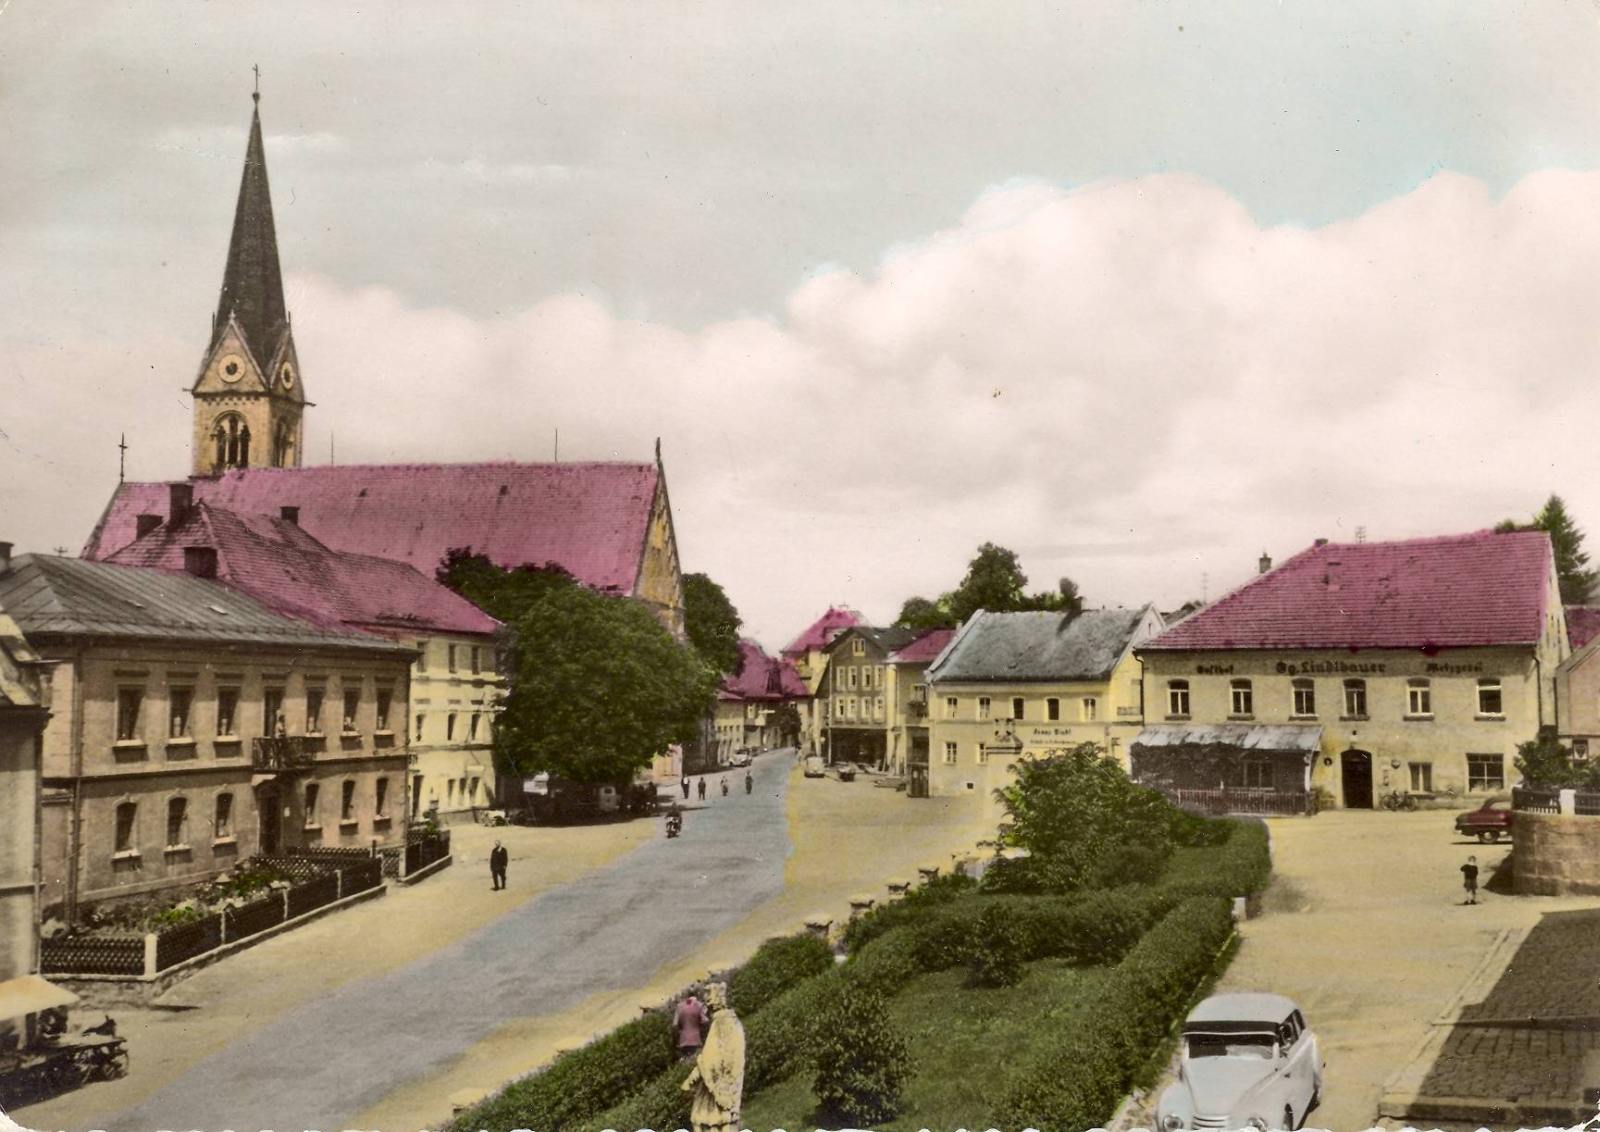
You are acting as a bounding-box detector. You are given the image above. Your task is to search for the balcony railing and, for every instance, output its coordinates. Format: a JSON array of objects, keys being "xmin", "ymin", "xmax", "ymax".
[
  {"xmin": 1164, "ymin": 786, "xmax": 1311, "ymax": 817},
  {"xmin": 252, "ymin": 735, "xmax": 316, "ymax": 774}
]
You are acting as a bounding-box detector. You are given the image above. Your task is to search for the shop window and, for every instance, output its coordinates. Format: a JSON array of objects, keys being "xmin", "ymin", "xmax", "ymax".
[
  {"xmin": 116, "ymin": 687, "xmax": 144, "ymax": 742},
  {"xmin": 166, "ymin": 797, "xmax": 188, "ymax": 848},
  {"xmin": 341, "ymin": 780, "xmax": 356, "ymax": 822},
  {"xmin": 1467, "ymin": 753, "xmax": 1505, "ymax": 791},
  {"xmin": 1167, "ymin": 680, "xmax": 1190, "ymax": 717},
  {"xmin": 1047, "ymin": 697, "xmax": 1061, "ymax": 721},
  {"xmin": 217, "ymin": 688, "xmax": 240, "ymax": 737},
  {"xmin": 1407, "ymin": 679, "xmax": 1433, "ymax": 717},
  {"xmin": 1291, "ymin": 679, "xmax": 1316, "ymax": 717},
  {"xmin": 214, "ymin": 793, "xmax": 233, "ymax": 839},
  {"xmin": 1477, "ymin": 679, "xmax": 1504, "ymax": 717},
  {"xmin": 306, "ymin": 687, "xmax": 325, "ymax": 734},
  {"xmin": 169, "ymin": 688, "xmax": 193, "ymax": 739},
  {"xmin": 376, "ymin": 687, "xmax": 393, "ymax": 732},
  {"xmin": 1081, "ymin": 697, "xmax": 1098, "ymax": 722},
  {"xmin": 263, "ymin": 688, "xmax": 285, "ymax": 737},
  {"xmin": 1409, "ymin": 762, "xmax": 1434, "ymax": 792},
  {"xmin": 114, "ymin": 802, "xmax": 137, "ymax": 853},
  {"xmin": 343, "ymin": 687, "xmax": 360, "ymax": 732},
  {"xmin": 1012, "ymin": 697, "xmax": 1025, "ymax": 720},
  {"xmin": 1343, "ymin": 679, "xmax": 1368, "ymax": 718},
  {"xmin": 304, "ymin": 783, "xmax": 321, "ymax": 828},
  {"xmin": 1229, "ymin": 679, "xmax": 1253, "ymax": 717},
  {"xmin": 943, "ymin": 741, "xmax": 958, "ymax": 765},
  {"xmin": 1238, "ymin": 759, "xmax": 1271, "ymax": 789},
  {"xmin": 978, "ymin": 697, "xmax": 992, "ymax": 720},
  {"xmin": 376, "ymin": 778, "xmax": 390, "ymax": 818},
  {"xmin": 946, "ymin": 697, "xmax": 959, "ymax": 720}
]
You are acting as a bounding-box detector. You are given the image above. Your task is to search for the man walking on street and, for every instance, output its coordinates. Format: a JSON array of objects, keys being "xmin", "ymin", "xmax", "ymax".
[
  {"xmin": 1461, "ymin": 854, "xmax": 1479, "ymax": 904},
  {"xmin": 698, "ymin": 777, "xmax": 707, "ymax": 801},
  {"xmin": 744, "ymin": 770, "xmax": 753, "ymax": 795},
  {"xmin": 490, "ymin": 840, "xmax": 509, "ymax": 891},
  {"xmin": 681, "ymin": 775, "xmax": 691, "ymax": 800}
]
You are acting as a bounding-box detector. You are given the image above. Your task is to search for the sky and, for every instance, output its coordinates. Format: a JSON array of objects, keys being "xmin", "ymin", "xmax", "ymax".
[{"xmin": 2, "ymin": 2, "xmax": 1599, "ymax": 649}]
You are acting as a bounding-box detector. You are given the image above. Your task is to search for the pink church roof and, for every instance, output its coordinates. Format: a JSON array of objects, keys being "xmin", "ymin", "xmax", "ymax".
[
  {"xmin": 105, "ymin": 503, "xmax": 498, "ymax": 638},
  {"xmin": 721, "ymin": 639, "xmax": 808, "ymax": 701},
  {"xmin": 1143, "ymin": 530, "xmax": 1555, "ymax": 652},
  {"xmin": 1568, "ymin": 607, "xmax": 1600, "ymax": 651},
  {"xmin": 780, "ymin": 606, "xmax": 863, "ymax": 658},
  {"xmin": 83, "ymin": 462, "xmax": 661, "ymax": 596}
]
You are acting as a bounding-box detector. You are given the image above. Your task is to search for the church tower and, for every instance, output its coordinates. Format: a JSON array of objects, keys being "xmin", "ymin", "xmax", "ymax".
[{"xmin": 191, "ymin": 85, "xmax": 307, "ymax": 476}]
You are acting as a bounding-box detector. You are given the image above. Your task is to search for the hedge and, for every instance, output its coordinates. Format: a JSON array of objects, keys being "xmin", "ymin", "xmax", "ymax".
[
  {"xmin": 1157, "ymin": 819, "xmax": 1271, "ymax": 901},
  {"xmin": 994, "ymin": 896, "xmax": 1236, "ymax": 1132},
  {"xmin": 728, "ymin": 933, "xmax": 835, "ymax": 1015},
  {"xmin": 842, "ymin": 871, "xmax": 977, "ymax": 951}
]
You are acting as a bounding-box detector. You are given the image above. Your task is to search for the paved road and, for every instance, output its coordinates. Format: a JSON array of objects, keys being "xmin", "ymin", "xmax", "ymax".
[{"xmin": 99, "ymin": 755, "xmax": 792, "ymax": 1132}]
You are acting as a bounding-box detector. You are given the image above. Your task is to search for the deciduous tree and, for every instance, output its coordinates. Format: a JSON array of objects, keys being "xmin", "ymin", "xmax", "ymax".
[{"xmin": 682, "ymin": 572, "xmax": 744, "ymax": 675}]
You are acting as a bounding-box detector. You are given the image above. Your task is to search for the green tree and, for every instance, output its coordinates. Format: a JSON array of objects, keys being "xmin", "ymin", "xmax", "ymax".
[
  {"xmin": 812, "ymin": 985, "xmax": 912, "ymax": 1126},
  {"xmin": 1534, "ymin": 495, "xmax": 1598, "ymax": 604},
  {"xmin": 435, "ymin": 547, "xmax": 576, "ymax": 622},
  {"xmin": 947, "ymin": 542, "xmax": 1031, "ymax": 624},
  {"xmin": 682, "ymin": 572, "xmax": 744, "ymax": 675},
  {"xmin": 1514, "ymin": 727, "xmax": 1599, "ymax": 789},
  {"xmin": 496, "ymin": 583, "xmax": 718, "ymax": 784},
  {"xmin": 894, "ymin": 594, "xmax": 955, "ymax": 631}
]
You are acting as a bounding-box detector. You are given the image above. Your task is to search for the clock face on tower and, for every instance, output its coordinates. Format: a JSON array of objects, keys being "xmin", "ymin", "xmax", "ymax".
[
  {"xmin": 219, "ymin": 354, "xmax": 245, "ymax": 383},
  {"xmin": 279, "ymin": 361, "xmax": 296, "ymax": 390}
]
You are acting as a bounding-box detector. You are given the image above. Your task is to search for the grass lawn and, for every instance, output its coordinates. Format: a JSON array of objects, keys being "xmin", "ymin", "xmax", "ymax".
[{"xmin": 740, "ymin": 957, "xmax": 1109, "ymax": 1131}]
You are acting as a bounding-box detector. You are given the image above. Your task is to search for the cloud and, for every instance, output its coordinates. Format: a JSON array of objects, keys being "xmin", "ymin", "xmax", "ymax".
[{"xmin": 6, "ymin": 169, "xmax": 1600, "ymax": 648}]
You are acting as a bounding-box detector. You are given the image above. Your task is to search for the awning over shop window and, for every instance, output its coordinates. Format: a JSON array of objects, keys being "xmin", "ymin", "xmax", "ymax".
[
  {"xmin": 1131, "ymin": 723, "xmax": 1323, "ymax": 755},
  {"xmin": 0, "ymin": 974, "xmax": 78, "ymax": 1022}
]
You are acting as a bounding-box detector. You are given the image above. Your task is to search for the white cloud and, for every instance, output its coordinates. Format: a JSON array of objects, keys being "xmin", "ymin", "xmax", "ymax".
[{"xmin": 5, "ymin": 169, "xmax": 1599, "ymax": 648}]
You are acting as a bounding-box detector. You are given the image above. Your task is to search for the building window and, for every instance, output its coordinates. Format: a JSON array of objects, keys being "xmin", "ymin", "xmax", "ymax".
[
  {"xmin": 375, "ymin": 778, "xmax": 390, "ymax": 818},
  {"xmin": 1343, "ymin": 679, "xmax": 1367, "ymax": 718},
  {"xmin": 835, "ymin": 699, "xmax": 846, "ymax": 719},
  {"xmin": 1081, "ymin": 697, "xmax": 1098, "ymax": 722},
  {"xmin": 852, "ymin": 639, "xmax": 865, "ymax": 656},
  {"xmin": 446, "ymin": 713, "xmax": 458, "ymax": 741},
  {"xmin": 343, "ymin": 687, "xmax": 360, "ymax": 732},
  {"xmin": 469, "ymin": 775, "xmax": 480, "ymax": 801},
  {"xmin": 163, "ymin": 687, "xmax": 193, "ymax": 740},
  {"xmin": 1047, "ymin": 697, "xmax": 1060, "ymax": 721},
  {"xmin": 1477, "ymin": 679, "xmax": 1504, "ymax": 717},
  {"xmin": 1576, "ymin": 739, "xmax": 1591, "ymax": 761},
  {"xmin": 1167, "ymin": 680, "xmax": 1190, "ymax": 717},
  {"xmin": 376, "ymin": 688, "xmax": 393, "ymax": 732},
  {"xmin": 1229, "ymin": 680, "xmax": 1253, "ymax": 717},
  {"xmin": 978, "ymin": 697, "xmax": 992, "ymax": 720},
  {"xmin": 1407, "ymin": 679, "xmax": 1433, "ymax": 717},
  {"xmin": 416, "ymin": 642, "xmax": 428, "ymax": 671},
  {"xmin": 214, "ymin": 793, "xmax": 233, "ymax": 839},
  {"xmin": 468, "ymin": 714, "xmax": 480, "ymax": 742},
  {"xmin": 217, "ymin": 688, "xmax": 239, "ymax": 737},
  {"xmin": 114, "ymin": 802, "xmax": 137, "ymax": 853},
  {"xmin": 263, "ymin": 688, "xmax": 286, "ymax": 738},
  {"xmin": 341, "ymin": 780, "xmax": 356, "ymax": 822},
  {"xmin": 876, "ymin": 665, "xmax": 886, "ymax": 688},
  {"xmin": 943, "ymin": 741, "xmax": 958, "ymax": 765},
  {"xmin": 414, "ymin": 713, "xmax": 425, "ymax": 741},
  {"xmin": 976, "ymin": 743, "xmax": 989, "ymax": 765},
  {"xmin": 303, "ymin": 783, "xmax": 321, "ymax": 827},
  {"xmin": 875, "ymin": 696, "xmax": 885, "ymax": 720},
  {"xmin": 1467, "ymin": 753, "xmax": 1505, "ymax": 791},
  {"xmin": 848, "ymin": 668, "xmax": 858, "ymax": 689},
  {"xmin": 1291, "ymin": 679, "xmax": 1315, "ymax": 718},
  {"xmin": 471, "ymin": 647, "xmax": 481, "ymax": 674},
  {"xmin": 1239, "ymin": 759, "xmax": 1271, "ymax": 789},
  {"xmin": 1012, "ymin": 697, "xmax": 1025, "ymax": 720},
  {"xmin": 166, "ymin": 797, "xmax": 188, "ymax": 848},
  {"xmin": 306, "ymin": 687, "xmax": 324, "ymax": 734},
  {"xmin": 847, "ymin": 697, "xmax": 858, "ymax": 720},
  {"xmin": 1409, "ymin": 762, "xmax": 1434, "ymax": 792},
  {"xmin": 116, "ymin": 687, "xmax": 144, "ymax": 742},
  {"xmin": 448, "ymin": 645, "xmax": 458, "ymax": 672},
  {"xmin": 946, "ymin": 697, "xmax": 959, "ymax": 720}
]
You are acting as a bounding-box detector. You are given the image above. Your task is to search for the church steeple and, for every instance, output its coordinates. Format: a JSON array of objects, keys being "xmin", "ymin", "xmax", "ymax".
[{"xmin": 190, "ymin": 79, "xmax": 308, "ymax": 478}]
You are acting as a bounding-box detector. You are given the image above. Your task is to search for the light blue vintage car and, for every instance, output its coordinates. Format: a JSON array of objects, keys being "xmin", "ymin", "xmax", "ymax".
[{"xmin": 1158, "ymin": 993, "xmax": 1323, "ymax": 1131}]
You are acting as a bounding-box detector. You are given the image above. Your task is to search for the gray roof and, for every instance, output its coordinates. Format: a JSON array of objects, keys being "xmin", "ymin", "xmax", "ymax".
[
  {"xmin": 1131, "ymin": 723, "xmax": 1324, "ymax": 754},
  {"xmin": 0, "ymin": 555, "xmax": 405, "ymax": 654},
  {"xmin": 825, "ymin": 625, "xmax": 919, "ymax": 656},
  {"xmin": 1186, "ymin": 992, "xmax": 1300, "ymax": 1025},
  {"xmin": 928, "ymin": 607, "xmax": 1152, "ymax": 683}
]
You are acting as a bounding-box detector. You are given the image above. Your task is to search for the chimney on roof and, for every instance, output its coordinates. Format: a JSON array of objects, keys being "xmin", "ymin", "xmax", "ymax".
[
  {"xmin": 169, "ymin": 482, "xmax": 194, "ymax": 526},
  {"xmin": 1314, "ymin": 537, "xmax": 1329, "ymax": 547},
  {"xmin": 183, "ymin": 546, "xmax": 218, "ymax": 579},
  {"xmin": 1258, "ymin": 551, "xmax": 1272, "ymax": 575},
  {"xmin": 136, "ymin": 514, "xmax": 162, "ymax": 539},
  {"xmin": 279, "ymin": 505, "xmax": 300, "ymax": 526},
  {"xmin": 0, "ymin": 542, "xmax": 11, "ymax": 575}
]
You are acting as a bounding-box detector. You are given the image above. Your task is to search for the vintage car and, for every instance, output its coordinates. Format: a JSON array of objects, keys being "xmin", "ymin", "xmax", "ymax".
[
  {"xmin": 803, "ymin": 754, "xmax": 827, "ymax": 778},
  {"xmin": 1454, "ymin": 796, "xmax": 1514, "ymax": 842},
  {"xmin": 1158, "ymin": 992, "xmax": 1322, "ymax": 1131}
]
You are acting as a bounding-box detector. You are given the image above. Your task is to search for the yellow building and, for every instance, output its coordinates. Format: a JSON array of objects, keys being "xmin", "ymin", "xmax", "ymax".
[
  {"xmin": 780, "ymin": 607, "xmax": 863, "ymax": 757},
  {"xmin": 0, "ymin": 578, "xmax": 50, "ymax": 986},
  {"xmin": 408, "ymin": 635, "xmax": 504, "ymax": 820},
  {"xmin": 1133, "ymin": 531, "xmax": 1567, "ymax": 811},
  {"xmin": 925, "ymin": 607, "xmax": 1165, "ymax": 812}
]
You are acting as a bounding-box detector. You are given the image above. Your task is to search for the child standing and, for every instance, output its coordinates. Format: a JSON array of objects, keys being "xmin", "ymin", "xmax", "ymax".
[{"xmin": 1461, "ymin": 855, "xmax": 1480, "ymax": 905}]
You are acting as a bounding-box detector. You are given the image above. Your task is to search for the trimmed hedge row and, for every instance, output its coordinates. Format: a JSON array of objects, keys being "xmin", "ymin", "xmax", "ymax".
[
  {"xmin": 842, "ymin": 871, "xmax": 977, "ymax": 951},
  {"xmin": 1158, "ymin": 818, "xmax": 1271, "ymax": 901},
  {"xmin": 728, "ymin": 933, "xmax": 834, "ymax": 1015},
  {"xmin": 994, "ymin": 896, "xmax": 1236, "ymax": 1132}
]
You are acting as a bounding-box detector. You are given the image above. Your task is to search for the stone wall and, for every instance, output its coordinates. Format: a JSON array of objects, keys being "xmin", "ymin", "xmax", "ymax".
[{"xmin": 1513, "ymin": 811, "xmax": 1600, "ymax": 895}]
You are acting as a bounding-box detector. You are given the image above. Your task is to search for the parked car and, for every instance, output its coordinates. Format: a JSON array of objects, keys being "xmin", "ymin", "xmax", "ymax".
[
  {"xmin": 731, "ymin": 749, "xmax": 753, "ymax": 768},
  {"xmin": 803, "ymin": 754, "xmax": 826, "ymax": 778},
  {"xmin": 1157, "ymin": 993, "xmax": 1322, "ymax": 1131},
  {"xmin": 1454, "ymin": 796, "xmax": 1514, "ymax": 843}
]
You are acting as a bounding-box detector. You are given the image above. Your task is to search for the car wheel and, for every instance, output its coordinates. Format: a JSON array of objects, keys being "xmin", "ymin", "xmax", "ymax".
[{"xmin": 1478, "ymin": 831, "xmax": 1494, "ymax": 844}]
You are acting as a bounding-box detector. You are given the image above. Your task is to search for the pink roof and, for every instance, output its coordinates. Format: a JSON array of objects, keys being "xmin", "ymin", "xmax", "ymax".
[
  {"xmin": 721, "ymin": 639, "xmax": 808, "ymax": 701},
  {"xmin": 1568, "ymin": 607, "xmax": 1600, "ymax": 650},
  {"xmin": 106, "ymin": 503, "xmax": 498, "ymax": 638},
  {"xmin": 780, "ymin": 606, "xmax": 863, "ymax": 658},
  {"xmin": 84, "ymin": 462, "xmax": 661, "ymax": 595},
  {"xmin": 1143, "ymin": 530, "xmax": 1554, "ymax": 652},
  {"xmin": 889, "ymin": 627, "xmax": 956, "ymax": 665}
]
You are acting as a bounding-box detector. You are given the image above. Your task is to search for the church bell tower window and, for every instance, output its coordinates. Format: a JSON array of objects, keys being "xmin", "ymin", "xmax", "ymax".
[{"xmin": 213, "ymin": 414, "xmax": 251, "ymax": 470}]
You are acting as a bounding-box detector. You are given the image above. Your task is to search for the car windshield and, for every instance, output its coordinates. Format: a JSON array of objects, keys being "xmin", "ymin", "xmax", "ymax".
[{"xmin": 1186, "ymin": 1031, "xmax": 1278, "ymax": 1059}]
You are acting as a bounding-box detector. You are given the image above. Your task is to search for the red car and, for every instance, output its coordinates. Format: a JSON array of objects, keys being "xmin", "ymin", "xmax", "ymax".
[{"xmin": 1454, "ymin": 797, "xmax": 1514, "ymax": 843}]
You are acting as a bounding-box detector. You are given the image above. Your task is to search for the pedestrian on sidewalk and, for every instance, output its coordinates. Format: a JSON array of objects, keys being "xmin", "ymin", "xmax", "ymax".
[
  {"xmin": 489, "ymin": 840, "xmax": 509, "ymax": 891},
  {"xmin": 681, "ymin": 775, "xmax": 691, "ymax": 800},
  {"xmin": 720, "ymin": 776, "xmax": 729, "ymax": 797},
  {"xmin": 744, "ymin": 771, "xmax": 753, "ymax": 795},
  {"xmin": 698, "ymin": 777, "xmax": 707, "ymax": 801},
  {"xmin": 1461, "ymin": 854, "xmax": 1479, "ymax": 904},
  {"xmin": 674, "ymin": 989, "xmax": 710, "ymax": 1058}
]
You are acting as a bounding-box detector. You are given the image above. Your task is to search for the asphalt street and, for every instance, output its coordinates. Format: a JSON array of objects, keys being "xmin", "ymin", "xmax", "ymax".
[{"xmin": 98, "ymin": 754, "xmax": 792, "ymax": 1132}]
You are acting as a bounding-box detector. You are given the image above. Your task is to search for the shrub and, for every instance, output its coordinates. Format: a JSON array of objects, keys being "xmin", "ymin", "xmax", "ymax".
[
  {"xmin": 729, "ymin": 933, "xmax": 835, "ymax": 1016},
  {"xmin": 449, "ymin": 1012, "xmax": 675, "ymax": 1132},
  {"xmin": 1087, "ymin": 840, "xmax": 1171, "ymax": 888},
  {"xmin": 1168, "ymin": 807, "xmax": 1232, "ymax": 848},
  {"xmin": 812, "ymin": 985, "xmax": 913, "ymax": 1127},
  {"xmin": 842, "ymin": 871, "xmax": 977, "ymax": 952},
  {"xmin": 995, "ymin": 897, "xmax": 1235, "ymax": 1132},
  {"xmin": 969, "ymin": 903, "xmax": 1025, "ymax": 987},
  {"xmin": 1159, "ymin": 820, "xmax": 1270, "ymax": 901}
]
